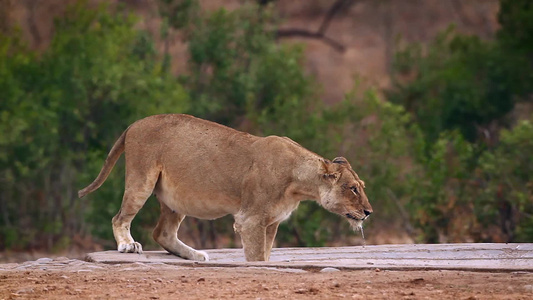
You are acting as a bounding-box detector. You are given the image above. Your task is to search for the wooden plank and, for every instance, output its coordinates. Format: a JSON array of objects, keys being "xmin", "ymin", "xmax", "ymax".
[{"xmin": 85, "ymin": 243, "xmax": 533, "ymax": 272}]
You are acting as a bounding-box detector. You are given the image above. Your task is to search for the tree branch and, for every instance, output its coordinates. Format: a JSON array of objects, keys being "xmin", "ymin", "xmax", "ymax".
[
  {"xmin": 276, "ymin": 29, "xmax": 346, "ymax": 52},
  {"xmin": 274, "ymin": 0, "xmax": 360, "ymax": 53},
  {"xmin": 318, "ymin": 0, "xmax": 352, "ymax": 35}
]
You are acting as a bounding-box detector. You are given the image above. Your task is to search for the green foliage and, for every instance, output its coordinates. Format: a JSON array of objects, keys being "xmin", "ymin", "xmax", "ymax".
[
  {"xmin": 158, "ymin": 0, "xmax": 200, "ymax": 31},
  {"xmin": 498, "ymin": 0, "xmax": 533, "ymax": 55},
  {"xmin": 182, "ymin": 4, "xmax": 316, "ymax": 127},
  {"xmin": 477, "ymin": 119, "xmax": 533, "ymax": 242},
  {"xmin": 497, "ymin": 0, "xmax": 533, "ymax": 100},
  {"xmin": 388, "ymin": 0, "xmax": 533, "ymax": 243},
  {"xmin": 406, "ymin": 131, "xmax": 480, "ymax": 242},
  {"xmin": 389, "ymin": 26, "xmax": 525, "ymax": 144},
  {"xmin": 0, "ymin": 2, "xmax": 188, "ymax": 250},
  {"xmin": 2, "ymin": 0, "xmax": 533, "ymax": 252}
]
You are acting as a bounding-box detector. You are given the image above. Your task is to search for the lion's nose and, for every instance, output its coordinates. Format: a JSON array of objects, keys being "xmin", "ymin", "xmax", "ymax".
[{"xmin": 364, "ymin": 209, "xmax": 372, "ymax": 216}]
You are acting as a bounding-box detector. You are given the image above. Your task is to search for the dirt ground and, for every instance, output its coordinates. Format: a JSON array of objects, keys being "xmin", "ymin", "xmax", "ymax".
[{"xmin": 1, "ymin": 257, "xmax": 533, "ymax": 300}]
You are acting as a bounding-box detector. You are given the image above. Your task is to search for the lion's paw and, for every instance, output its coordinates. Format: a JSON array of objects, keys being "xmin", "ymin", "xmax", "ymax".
[
  {"xmin": 118, "ymin": 242, "xmax": 143, "ymax": 254},
  {"xmin": 192, "ymin": 250, "xmax": 209, "ymax": 261}
]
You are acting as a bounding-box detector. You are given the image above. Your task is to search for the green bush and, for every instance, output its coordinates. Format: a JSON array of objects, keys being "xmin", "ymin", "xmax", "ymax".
[
  {"xmin": 387, "ymin": 0, "xmax": 533, "ymax": 243},
  {"xmin": 0, "ymin": 2, "xmax": 188, "ymax": 250},
  {"xmin": 405, "ymin": 131, "xmax": 480, "ymax": 242},
  {"xmin": 477, "ymin": 119, "xmax": 533, "ymax": 242},
  {"xmin": 388, "ymin": 26, "xmax": 525, "ymax": 144},
  {"xmin": 3, "ymin": 0, "xmax": 532, "ymax": 252},
  {"xmin": 181, "ymin": 3, "xmax": 316, "ymax": 129}
]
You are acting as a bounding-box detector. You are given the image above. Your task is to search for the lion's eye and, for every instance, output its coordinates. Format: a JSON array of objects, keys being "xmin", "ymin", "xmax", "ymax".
[{"xmin": 350, "ymin": 186, "xmax": 359, "ymax": 195}]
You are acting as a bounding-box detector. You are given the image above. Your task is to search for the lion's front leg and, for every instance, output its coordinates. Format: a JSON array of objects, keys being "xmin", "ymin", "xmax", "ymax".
[
  {"xmin": 265, "ymin": 222, "xmax": 280, "ymax": 260},
  {"xmin": 235, "ymin": 217, "xmax": 267, "ymax": 261}
]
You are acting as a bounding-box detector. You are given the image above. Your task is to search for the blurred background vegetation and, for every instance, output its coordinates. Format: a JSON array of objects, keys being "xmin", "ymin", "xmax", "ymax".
[{"xmin": 0, "ymin": 0, "xmax": 531, "ymax": 254}]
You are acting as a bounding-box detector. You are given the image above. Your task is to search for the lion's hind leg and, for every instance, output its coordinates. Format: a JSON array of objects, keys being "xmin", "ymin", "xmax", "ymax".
[
  {"xmin": 152, "ymin": 201, "xmax": 209, "ymax": 261},
  {"xmin": 112, "ymin": 166, "xmax": 160, "ymax": 254}
]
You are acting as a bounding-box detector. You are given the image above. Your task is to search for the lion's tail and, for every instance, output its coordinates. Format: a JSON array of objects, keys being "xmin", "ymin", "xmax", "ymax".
[{"xmin": 78, "ymin": 129, "xmax": 128, "ymax": 198}]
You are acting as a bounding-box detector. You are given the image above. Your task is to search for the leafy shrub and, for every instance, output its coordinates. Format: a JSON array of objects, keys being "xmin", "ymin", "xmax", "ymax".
[
  {"xmin": 388, "ymin": 0, "xmax": 533, "ymax": 243},
  {"xmin": 477, "ymin": 119, "xmax": 533, "ymax": 242},
  {"xmin": 0, "ymin": 2, "xmax": 188, "ymax": 250},
  {"xmin": 388, "ymin": 26, "xmax": 525, "ymax": 144}
]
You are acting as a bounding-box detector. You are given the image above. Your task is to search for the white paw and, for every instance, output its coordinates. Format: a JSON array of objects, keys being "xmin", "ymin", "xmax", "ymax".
[
  {"xmin": 118, "ymin": 242, "xmax": 143, "ymax": 254},
  {"xmin": 192, "ymin": 250, "xmax": 209, "ymax": 261}
]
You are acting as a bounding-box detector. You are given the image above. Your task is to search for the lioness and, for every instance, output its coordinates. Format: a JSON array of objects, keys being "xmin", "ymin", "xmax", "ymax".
[{"xmin": 79, "ymin": 114, "xmax": 372, "ymax": 261}]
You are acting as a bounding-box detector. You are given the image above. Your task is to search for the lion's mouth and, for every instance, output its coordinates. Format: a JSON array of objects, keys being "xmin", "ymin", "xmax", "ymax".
[{"xmin": 345, "ymin": 213, "xmax": 368, "ymax": 221}]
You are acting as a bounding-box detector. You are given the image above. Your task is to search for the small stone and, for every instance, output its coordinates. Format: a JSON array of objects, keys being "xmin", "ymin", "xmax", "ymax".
[
  {"xmin": 15, "ymin": 288, "xmax": 34, "ymax": 294},
  {"xmin": 197, "ymin": 277, "xmax": 205, "ymax": 282},
  {"xmin": 511, "ymin": 271, "xmax": 530, "ymax": 275},
  {"xmin": 84, "ymin": 265, "xmax": 105, "ymax": 269},
  {"xmin": 132, "ymin": 262, "xmax": 148, "ymax": 267},
  {"xmin": 524, "ymin": 285, "xmax": 533, "ymax": 292},
  {"xmin": 68, "ymin": 260, "xmax": 86, "ymax": 266},
  {"xmin": 295, "ymin": 287, "xmax": 320, "ymax": 295},
  {"xmin": 54, "ymin": 257, "xmax": 69, "ymax": 261},
  {"xmin": 320, "ymin": 267, "xmax": 340, "ymax": 273},
  {"xmin": 410, "ymin": 278, "xmax": 424, "ymax": 284},
  {"xmin": 36, "ymin": 258, "xmax": 53, "ymax": 263},
  {"xmin": 375, "ymin": 268, "xmax": 381, "ymax": 272},
  {"xmin": 249, "ymin": 267, "xmax": 306, "ymax": 273}
]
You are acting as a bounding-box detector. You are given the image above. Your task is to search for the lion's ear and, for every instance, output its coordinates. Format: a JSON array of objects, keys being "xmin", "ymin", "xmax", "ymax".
[
  {"xmin": 333, "ymin": 156, "xmax": 352, "ymax": 169},
  {"xmin": 332, "ymin": 157, "xmax": 348, "ymax": 165}
]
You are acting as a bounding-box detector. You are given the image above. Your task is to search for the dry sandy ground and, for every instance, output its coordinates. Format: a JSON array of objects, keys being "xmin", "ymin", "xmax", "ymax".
[{"xmin": 1, "ymin": 257, "xmax": 533, "ymax": 299}]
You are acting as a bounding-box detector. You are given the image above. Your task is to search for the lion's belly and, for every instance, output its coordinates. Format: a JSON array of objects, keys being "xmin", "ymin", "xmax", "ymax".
[
  {"xmin": 155, "ymin": 177, "xmax": 241, "ymax": 220},
  {"xmin": 166, "ymin": 194, "xmax": 239, "ymax": 219}
]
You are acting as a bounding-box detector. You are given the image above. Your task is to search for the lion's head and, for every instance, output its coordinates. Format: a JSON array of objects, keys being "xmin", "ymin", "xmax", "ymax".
[{"xmin": 318, "ymin": 157, "xmax": 373, "ymax": 231}]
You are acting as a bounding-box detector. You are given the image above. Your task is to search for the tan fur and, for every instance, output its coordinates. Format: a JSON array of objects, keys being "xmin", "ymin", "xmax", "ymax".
[{"xmin": 79, "ymin": 114, "xmax": 373, "ymax": 261}]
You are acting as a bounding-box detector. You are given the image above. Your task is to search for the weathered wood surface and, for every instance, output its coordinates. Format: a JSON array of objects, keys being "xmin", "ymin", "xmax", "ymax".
[{"xmin": 86, "ymin": 243, "xmax": 533, "ymax": 272}]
